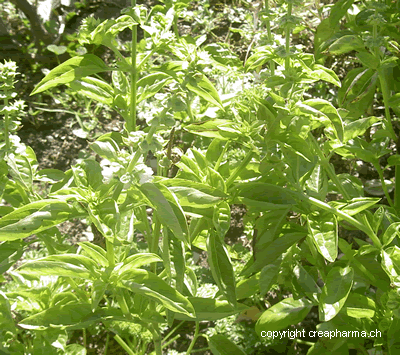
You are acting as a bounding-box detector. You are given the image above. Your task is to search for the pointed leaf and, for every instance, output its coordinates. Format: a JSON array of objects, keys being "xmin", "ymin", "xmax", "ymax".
[
  {"xmin": 255, "ymin": 297, "xmax": 313, "ymax": 334},
  {"xmin": 174, "ymin": 297, "xmax": 248, "ymax": 321},
  {"xmin": 31, "ymin": 55, "xmax": 109, "ymax": 95},
  {"xmin": 319, "ymin": 266, "xmax": 353, "ymax": 322},
  {"xmin": 308, "ymin": 212, "xmax": 338, "ymax": 262},
  {"xmin": 186, "ymin": 74, "xmax": 224, "ymax": 110},
  {"xmin": 118, "ymin": 269, "xmax": 194, "ymax": 317},
  {"xmin": 209, "ymin": 334, "xmax": 246, "ymax": 355},
  {"xmin": 0, "ymin": 200, "xmax": 79, "ymax": 241},
  {"xmin": 139, "ymin": 182, "xmax": 189, "ymax": 243},
  {"xmin": 207, "ymin": 232, "xmax": 236, "ymax": 306}
]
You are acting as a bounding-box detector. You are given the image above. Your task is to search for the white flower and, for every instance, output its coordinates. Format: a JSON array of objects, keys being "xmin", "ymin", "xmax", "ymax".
[
  {"xmin": 100, "ymin": 159, "xmax": 122, "ymax": 183},
  {"xmin": 135, "ymin": 163, "xmax": 154, "ymax": 184}
]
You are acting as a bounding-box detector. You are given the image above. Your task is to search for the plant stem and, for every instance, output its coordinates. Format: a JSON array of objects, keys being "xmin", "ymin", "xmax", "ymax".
[
  {"xmin": 162, "ymin": 320, "xmax": 185, "ymax": 343},
  {"xmin": 162, "ymin": 334, "xmax": 180, "ymax": 349},
  {"xmin": 83, "ymin": 328, "xmax": 87, "ymax": 348},
  {"xmin": 305, "ymin": 195, "xmax": 382, "ymax": 248},
  {"xmin": 150, "ymin": 213, "xmax": 162, "ymax": 355},
  {"xmin": 225, "ymin": 148, "xmax": 255, "ymax": 188},
  {"xmin": 115, "ymin": 335, "xmax": 136, "ymax": 355},
  {"xmin": 264, "ymin": 0, "xmax": 275, "ymax": 76},
  {"xmin": 185, "ymin": 321, "xmax": 199, "ymax": 355},
  {"xmin": 105, "ymin": 238, "xmax": 115, "ymax": 267},
  {"xmin": 104, "ymin": 333, "xmax": 110, "ymax": 355},
  {"xmin": 4, "ymin": 96, "xmax": 10, "ymax": 151},
  {"xmin": 285, "ymin": 2, "xmax": 292, "ymax": 74},
  {"xmin": 375, "ymin": 164, "xmax": 394, "ymax": 208},
  {"xmin": 129, "ymin": 0, "xmax": 138, "ymax": 132},
  {"xmin": 308, "ymin": 133, "xmax": 383, "ymax": 247},
  {"xmin": 378, "ymin": 70, "xmax": 399, "ymax": 209},
  {"xmin": 214, "ymin": 141, "xmax": 229, "ymax": 171}
]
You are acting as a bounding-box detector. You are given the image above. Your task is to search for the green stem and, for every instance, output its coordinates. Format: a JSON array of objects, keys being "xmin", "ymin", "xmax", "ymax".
[
  {"xmin": 308, "ymin": 133, "xmax": 382, "ymax": 247},
  {"xmin": 150, "ymin": 213, "xmax": 162, "ymax": 355},
  {"xmin": 104, "ymin": 333, "xmax": 110, "ymax": 355},
  {"xmin": 4, "ymin": 97, "xmax": 10, "ymax": 151},
  {"xmin": 294, "ymin": 338, "xmax": 315, "ymax": 347},
  {"xmin": 105, "ymin": 238, "xmax": 115, "ymax": 267},
  {"xmin": 214, "ymin": 141, "xmax": 230, "ymax": 171},
  {"xmin": 308, "ymin": 133, "xmax": 350, "ymax": 200},
  {"xmin": 396, "ymin": 167, "xmax": 400, "ymax": 210},
  {"xmin": 116, "ymin": 289, "xmax": 132, "ymax": 320},
  {"xmin": 225, "ymin": 148, "xmax": 255, "ymax": 188},
  {"xmin": 375, "ymin": 164, "xmax": 394, "ymax": 208},
  {"xmin": 185, "ymin": 321, "xmax": 199, "ymax": 355},
  {"xmin": 114, "ymin": 335, "xmax": 136, "ymax": 355},
  {"xmin": 129, "ymin": 0, "xmax": 138, "ymax": 132},
  {"xmin": 137, "ymin": 49, "xmax": 156, "ymax": 71},
  {"xmin": 264, "ymin": 0, "xmax": 275, "ymax": 76},
  {"xmin": 83, "ymin": 328, "xmax": 87, "ymax": 348},
  {"xmin": 305, "ymin": 195, "xmax": 382, "ymax": 248},
  {"xmin": 378, "ymin": 72, "xmax": 396, "ymax": 140},
  {"xmin": 141, "ymin": 205, "xmax": 153, "ymax": 245},
  {"xmin": 162, "ymin": 320, "xmax": 185, "ymax": 343},
  {"xmin": 162, "ymin": 334, "xmax": 180, "ymax": 349},
  {"xmin": 378, "ymin": 71, "xmax": 399, "ymax": 208},
  {"xmin": 285, "ymin": 3, "xmax": 292, "ymax": 74},
  {"xmin": 126, "ymin": 149, "xmax": 142, "ymax": 174},
  {"xmin": 191, "ymin": 348, "xmax": 211, "ymax": 353}
]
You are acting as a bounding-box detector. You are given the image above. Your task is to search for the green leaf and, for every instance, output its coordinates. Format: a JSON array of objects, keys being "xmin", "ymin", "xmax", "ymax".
[
  {"xmin": 302, "ymin": 99, "xmax": 344, "ymax": 142},
  {"xmin": 7, "ymin": 148, "xmax": 37, "ymax": 191},
  {"xmin": 342, "ymin": 116, "xmax": 380, "ymax": 144},
  {"xmin": 339, "ymin": 197, "xmax": 380, "ymax": 216},
  {"xmin": 31, "ymin": 54, "xmax": 109, "ymax": 95},
  {"xmin": 292, "ymin": 264, "xmax": 321, "ymax": 298},
  {"xmin": 381, "ymin": 246, "xmax": 400, "ymax": 282},
  {"xmin": 308, "ymin": 212, "xmax": 338, "ymax": 262},
  {"xmin": 209, "ymin": 334, "xmax": 246, "ymax": 355},
  {"xmin": 118, "ymin": 253, "xmax": 162, "ymax": 278},
  {"xmin": 207, "ymin": 232, "xmax": 236, "ymax": 306},
  {"xmin": 259, "ymin": 263, "xmax": 280, "ymax": 296},
  {"xmin": 174, "ymin": 297, "xmax": 248, "ymax": 321},
  {"xmin": 35, "ymin": 169, "xmax": 66, "ymax": 183},
  {"xmin": 343, "ymin": 293, "xmax": 375, "ymax": 318},
  {"xmin": 139, "ymin": 183, "xmax": 189, "ymax": 243},
  {"xmin": 0, "ymin": 200, "xmax": 79, "ymax": 241},
  {"xmin": 186, "ymin": 74, "xmax": 224, "ymax": 110},
  {"xmin": 0, "ymin": 291, "xmax": 16, "ymax": 333},
  {"xmin": 68, "ymin": 76, "xmax": 113, "ymax": 105},
  {"xmin": 236, "ymin": 182, "xmax": 299, "ymax": 206},
  {"xmin": 17, "ymin": 260, "xmax": 93, "ymax": 280},
  {"xmin": 90, "ymin": 139, "xmax": 120, "ymax": 162},
  {"xmin": 383, "ymin": 223, "xmax": 400, "ymax": 247},
  {"xmin": 19, "ymin": 303, "xmax": 117, "ymax": 330},
  {"xmin": 0, "ymin": 240, "xmax": 25, "ymax": 274},
  {"xmin": 137, "ymin": 72, "xmax": 173, "ymax": 103},
  {"xmin": 311, "ymin": 64, "xmax": 341, "ymax": 87},
  {"xmin": 185, "ymin": 119, "xmax": 241, "ymax": 140},
  {"xmin": 47, "ymin": 44, "xmax": 67, "ymax": 55},
  {"xmin": 388, "ymin": 317, "xmax": 400, "ymax": 355},
  {"xmin": 356, "ymin": 52, "xmax": 380, "ymax": 70},
  {"xmin": 65, "ymin": 344, "xmax": 87, "ymax": 355},
  {"xmin": 389, "ymin": 93, "xmax": 400, "ymax": 108},
  {"xmin": 319, "ymin": 266, "xmax": 353, "ymax": 322},
  {"xmin": 236, "ymin": 273, "xmax": 260, "ymax": 300},
  {"xmin": 118, "ymin": 269, "xmax": 194, "ymax": 317},
  {"xmin": 159, "ymin": 178, "xmax": 228, "ymax": 207},
  {"xmin": 112, "ymin": 70, "xmax": 129, "ymax": 94},
  {"xmin": 242, "ymin": 232, "xmax": 304, "ymax": 276},
  {"xmin": 329, "ymin": 35, "xmax": 365, "ymax": 55},
  {"xmin": 255, "ymin": 297, "xmax": 313, "ymax": 334}
]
